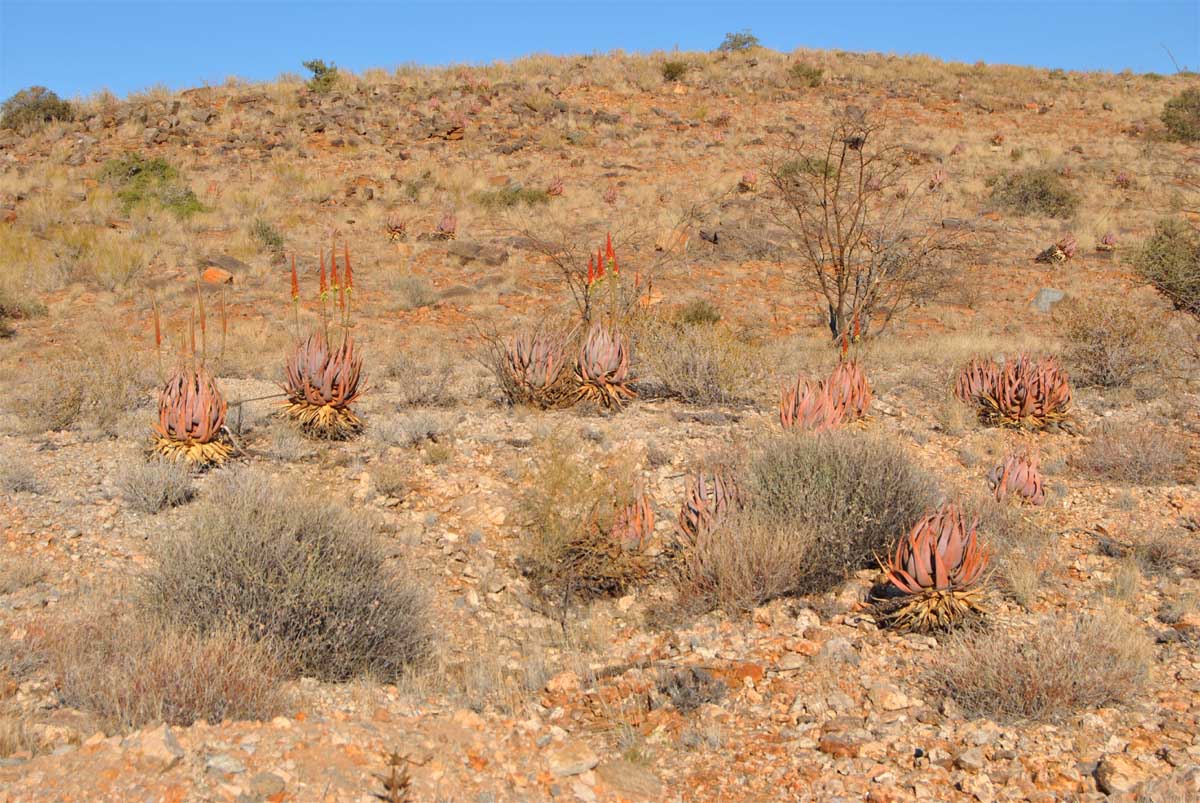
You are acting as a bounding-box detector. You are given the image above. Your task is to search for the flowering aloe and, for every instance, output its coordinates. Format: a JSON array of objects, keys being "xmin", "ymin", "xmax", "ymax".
[
  {"xmin": 574, "ymin": 323, "xmax": 634, "ymax": 408},
  {"xmin": 152, "ymin": 366, "xmax": 231, "ymax": 466},
  {"xmin": 282, "ymin": 330, "xmax": 365, "ymax": 439}
]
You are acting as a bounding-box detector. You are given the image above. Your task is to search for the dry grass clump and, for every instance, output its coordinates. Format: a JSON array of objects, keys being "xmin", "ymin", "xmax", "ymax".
[
  {"xmin": 929, "ymin": 609, "xmax": 1153, "ymax": 722},
  {"xmin": 39, "ymin": 608, "xmax": 288, "ymax": 732},
  {"xmin": 384, "ymin": 350, "xmax": 457, "ymax": 406},
  {"xmin": 988, "ymin": 167, "xmax": 1078, "ymax": 218},
  {"xmin": 1055, "ymin": 297, "xmax": 1166, "ymax": 387},
  {"xmin": 516, "ymin": 431, "xmax": 644, "ymax": 605},
  {"xmin": 0, "ymin": 556, "xmax": 46, "ymax": 596},
  {"xmin": 143, "ymin": 470, "xmax": 431, "ymax": 681},
  {"xmin": 1072, "ymin": 422, "xmax": 1192, "ymax": 484},
  {"xmin": 634, "ymin": 318, "xmax": 765, "ymax": 405},
  {"xmin": 1134, "ymin": 219, "xmax": 1200, "ymax": 319},
  {"xmin": 0, "ymin": 456, "xmax": 43, "ymax": 494},
  {"xmin": 680, "ymin": 431, "xmax": 936, "ymax": 612},
  {"xmin": 118, "ymin": 459, "xmax": 195, "ymax": 513},
  {"xmin": 392, "ymin": 274, "xmax": 439, "ymax": 310},
  {"xmin": 967, "ymin": 493, "xmax": 1051, "ymax": 608},
  {"xmin": 13, "ymin": 342, "xmax": 150, "ymax": 435}
]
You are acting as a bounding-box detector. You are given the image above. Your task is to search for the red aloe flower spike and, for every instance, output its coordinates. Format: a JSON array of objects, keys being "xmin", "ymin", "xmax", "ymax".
[
  {"xmin": 319, "ymin": 250, "xmax": 328, "ymax": 295},
  {"xmin": 290, "ymin": 253, "xmax": 300, "ymax": 300},
  {"xmin": 841, "ymin": 332, "xmax": 849, "ymax": 357},
  {"xmin": 852, "ymin": 314, "xmax": 860, "ymax": 341},
  {"xmin": 596, "ymin": 247, "xmax": 605, "ymax": 278},
  {"xmin": 612, "ymin": 254, "xmax": 619, "ymax": 275},
  {"xmin": 587, "ymin": 255, "xmax": 595, "ymax": 285},
  {"xmin": 343, "ymin": 244, "xmax": 352, "ymax": 291},
  {"xmin": 605, "ymin": 232, "xmax": 614, "ymax": 261}
]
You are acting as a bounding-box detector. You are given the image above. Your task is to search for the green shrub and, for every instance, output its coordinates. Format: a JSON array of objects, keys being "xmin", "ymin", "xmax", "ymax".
[
  {"xmin": 674, "ymin": 298, "xmax": 722, "ymax": 326},
  {"xmin": 1162, "ymin": 87, "xmax": 1200, "ymax": 142},
  {"xmin": 473, "ymin": 186, "xmax": 551, "ymax": 210},
  {"xmin": 662, "ymin": 61, "xmax": 689, "ymax": 82},
  {"xmin": 250, "ymin": 218, "xmax": 284, "ymax": 252},
  {"xmin": 99, "ymin": 153, "xmax": 206, "ymax": 218},
  {"xmin": 717, "ymin": 30, "xmax": 759, "ymax": 52},
  {"xmin": 1133, "ymin": 218, "xmax": 1200, "ymax": 318},
  {"xmin": 303, "ymin": 59, "xmax": 340, "ymax": 93},
  {"xmin": 680, "ymin": 431, "xmax": 937, "ymax": 612},
  {"xmin": 0, "ymin": 86, "xmax": 73, "ymax": 131},
  {"xmin": 143, "ymin": 471, "xmax": 431, "ymax": 681},
  {"xmin": 789, "ymin": 63, "xmax": 824, "ymax": 88},
  {"xmin": 988, "ymin": 168, "xmax": 1079, "ymax": 218}
]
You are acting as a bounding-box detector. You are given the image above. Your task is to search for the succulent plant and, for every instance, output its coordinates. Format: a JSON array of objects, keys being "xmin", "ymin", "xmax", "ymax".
[
  {"xmin": 987, "ymin": 452, "xmax": 1045, "ymax": 505},
  {"xmin": 825, "ymin": 360, "xmax": 872, "ymax": 420},
  {"xmin": 546, "ymin": 177, "xmax": 564, "ymax": 197},
  {"xmin": 152, "ymin": 366, "xmax": 231, "ymax": 466},
  {"xmin": 676, "ymin": 468, "xmax": 742, "ymax": 549},
  {"xmin": 979, "ymin": 354, "xmax": 1072, "ymax": 429},
  {"xmin": 879, "ymin": 504, "xmax": 989, "ymax": 632},
  {"xmin": 611, "ymin": 490, "xmax": 655, "ymax": 552},
  {"xmin": 1057, "ymin": 234, "xmax": 1077, "ymax": 259},
  {"xmin": 737, "ymin": 171, "xmax": 758, "ymax": 192},
  {"xmin": 954, "ymin": 357, "xmax": 1001, "ymax": 405},
  {"xmin": 501, "ymin": 329, "xmax": 572, "ymax": 408},
  {"xmin": 780, "ymin": 378, "xmax": 842, "ymax": 432},
  {"xmin": 574, "ymin": 323, "xmax": 635, "ymax": 408},
  {"xmin": 282, "ymin": 330, "xmax": 365, "ymax": 438},
  {"xmin": 1097, "ymin": 231, "xmax": 1117, "ymax": 252},
  {"xmin": 1114, "ymin": 171, "xmax": 1133, "ymax": 189},
  {"xmin": 434, "ymin": 211, "xmax": 457, "ymax": 240},
  {"xmin": 386, "ymin": 212, "xmax": 407, "ymax": 242},
  {"xmin": 928, "ymin": 168, "xmax": 947, "ymax": 192}
]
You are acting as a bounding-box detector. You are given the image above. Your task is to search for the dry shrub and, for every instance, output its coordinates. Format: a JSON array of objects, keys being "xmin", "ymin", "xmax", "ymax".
[
  {"xmin": 0, "ymin": 556, "xmax": 46, "ymax": 595},
  {"xmin": 929, "ymin": 609, "xmax": 1153, "ymax": 722},
  {"xmin": 1134, "ymin": 530, "xmax": 1197, "ymax": 576},
  {"xmin": 118, "ymin": 459, "xmax": 195, "ymax": 513},
  {"xmin": 680, "ymin": 431, "xmax": 936, "ymax": 612},
  {"xmin": 988, "ymin": 167, "xmax": 1078, "ymax": 218},
  {"xmin": 517, "ymin": 431, "xmax": 643, "ymax": 604},
  {"xmin": 13, "ymin": 341, "xmax": 150, "ymax": 435},
  {"xmin": 634, "ymin": 318, "xmax": 765, "ymax": 404},
  {"xmin": 39, "ymin": 608, "xmax": 287, "ymax": 732},
  {"xmin": 1055, "ymin": 297, "xmax": 1166, "ymax": 387},
  {"xmin": 967, "ymin": 494, "xmax": 1052, "ymax": 608},
  {"xmin": 1134, "ymin": 219, "xmax": 1200, "ymax": 319},
  {"xmin": 143, "ymin": 470, "xmax": 431, "ymax": 681},
  {"xmin": 0, "ymin": 716, "xmax": 39, "ymax": 758},
  {"xmin": 383, "ymin": 350, "xmax": 457, "ymax": 406},
  {"xmin": 0, "ymin": 456, "xmax": 43, "ymax": 494},
  {"xmin": 1072, "ymin": 422, "xmax": 1192, "ymax": 484}
]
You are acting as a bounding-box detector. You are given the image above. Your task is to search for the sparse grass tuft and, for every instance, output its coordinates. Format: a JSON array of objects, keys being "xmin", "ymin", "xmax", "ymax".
[
  {"xmin": 39, "ymin": 608, "xmax": 288, "ymax": 732},
  {"xmin": 118, "ymin": 459, "xmax": 195, "ymax": 513},
  {"xmin": 929, "ymin": 610, "xmax": 1152, "ymax": 722},
  {"xmin": 0, "ymin": 456, "xmax": 43, "ymax": 494},
  {"xmin": 143, "ymin": 470, "xmax": 431, "ymax": 681},
  {"xmin": 393, "ymin": 274, "xmax": 438, "ymax": 310},
  {"xmin": 634, "ymin": 319, "xmax": 764, "ymax": 404},
  {"xmin": 1072, "ymin": 422, "xmax": 1191, "ymax": 484},
  {"xmin": 474, "ymin": 186, "xmax": 551, "ymax": 210},
  {"xmin": 988, "ymin": 167, "xmax": 1079, "ymax": 218}
]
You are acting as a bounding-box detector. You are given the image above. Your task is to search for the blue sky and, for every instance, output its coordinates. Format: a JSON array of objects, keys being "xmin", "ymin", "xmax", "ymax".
[{"xmin": 1, "ymin": 1, "xmax": 1197, "ymax": 100}]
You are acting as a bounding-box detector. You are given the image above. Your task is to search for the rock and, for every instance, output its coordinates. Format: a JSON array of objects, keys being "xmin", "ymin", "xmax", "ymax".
[
  {"xmin": 200, "ymin": 253, "xmax": 252, "ymax": 275},
  {"xmin": 820, "ymin": 637, "xmax": 860, "ymax": 666},
  {"xmin": 818, "ymin": 735, "xmax": 859, "ymax": 758},
  {"xmin": 138, "ymin": 724, "xmax": 184, "ymax": 771},
  {"xmin": 248, "ymin": 771, "xmax": 285, "ymax": 797},
  {"xmin": 867, "ymin": 682, "xmax": 911, "ymax": 711},
  {"xmin": 956, "ymin": 747, "xmax": 986, "ymax": 771},
  {"xmin": 445, "ymin": 240, "xmax": 509, "ymax": 267},
  {"xmin": 1031, "ymin": 288, "xmax": 1065, "ymax": 313},
  {"xmin": 201, "ymin": 267, "xmax": 235, "ymax": 284},
  {"xmin": 1094, "ymin": 754, "xmax": 1145, "ymax": 795},
  {"xmin": 595, "ymin": 759, "xmax": 662, "ymax": 799},
  {"xmin": 206, "ymin": 753, "xmax": 246, "ymax": 775},
  {"xmin": 1133, "ymin": 763, "xmax": 1200, "ymax": 801},
  {"xmin": 546, "ymin": 741, "xmax": 599, "ymax": 777},
  {"xmin": 960, "ymin": 772, "xmax": 995, "ymax": 802}
]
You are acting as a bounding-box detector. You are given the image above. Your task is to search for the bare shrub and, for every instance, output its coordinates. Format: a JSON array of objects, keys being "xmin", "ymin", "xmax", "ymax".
[
  {"xmin": 39, "ymin": 608, "xmax": 287, "ymax": 732},
  {"xmin": 0, "ymin": 716, "xmax": 39, "ymax": 758},
  {"xmin": 1072, "ymin": 422, "xmax": 1192, "ymax": 484},
  {"xmin": 143, "ymin": 470, "xmax": 431, "ymax": 681},
  {"xmin": 0, "ymin": 456, "xmax": 43, "ymax": 494},
  {"xmin": 372, "ymin": 462, "xmax": 411, "ymax": 499},
  {"xmin": 0, "ymin": 557, "xmax": 46, "ymax": 596},
  {"xmin": 516, "ymin": 431, "xmax": 643, "ymax": 605},
  {"xmin": 383, "ymin": 350, "xmax": 457, "ymax": 406},
  {"xmin": 393, "ymin": 274, "xmax": 438, "ymax": 310},
  {"xmin": 929, "ymin": 610, "xmax": 1153, "ymax": 722},
  {"xmin": 769, "ymin": 110, "xmax": 960, "ymax": 340},
  {"xmin": 13, "ymin": 343, "xmax": 149, "ymax": 435},
  {"xmin": 1134, "ymin": 219, "xmax": 1200, "ymax": 319},
  {"xmin": 680, "ymin": 431, "xmax": 936, "ymax": 612},
  {"xmin": 634, "ymin": 318, "xmax": 765, "ymax": 404},
  {"xmin": 118, "ymin": 459, "xmax": 195, "ymax": 513},
  {"xmin": 987, "ymin": 167, "xmax": 1079, "ymax": 218},
  {"xmin": 1055, "ymin": 298, "xmax": 1165, "ymax": 387}
]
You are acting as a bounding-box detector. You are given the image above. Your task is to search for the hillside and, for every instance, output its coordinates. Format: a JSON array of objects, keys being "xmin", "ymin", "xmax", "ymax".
[{"xmin": 1, "ymin": 48, "xmax": 1199, "ymax": 802}]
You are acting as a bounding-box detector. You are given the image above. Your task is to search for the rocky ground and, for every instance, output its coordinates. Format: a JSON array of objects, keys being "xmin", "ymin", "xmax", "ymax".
[{"xmin": 1, "ymin": 49, "xmax": 1199, "ymax": 802}]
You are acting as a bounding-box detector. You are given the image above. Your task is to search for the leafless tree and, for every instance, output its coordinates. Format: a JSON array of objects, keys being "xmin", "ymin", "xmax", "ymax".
[{"xmin": 768, "ymin": 110, "xmax": 963, "ymax": 341}]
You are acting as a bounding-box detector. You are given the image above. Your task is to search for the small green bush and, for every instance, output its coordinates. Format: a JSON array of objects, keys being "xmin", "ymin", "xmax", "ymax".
[
  {"xmin": 99, "ymin": 153, "xmax": 206, "ymax": 218},
  {"xmin": 717, "ymin": 30, "xmax": 759, "ymax": 52},
  {"xmin": 143, "ymin": 471, "xmax": 431, "ymax": 681},
  {"xmin": 0, "ymin": 86, "xmax": 73, "ymax": 131},
  {"xmin": 789, "ymin": 63, "xmax": 824, "ymax": 88},
  {"xmin": 303, "ymin": 59, "xmax": 340, "ymax": 93},
  {"xmin": 1162, "ymin": 87, "xmax": 1200, "ymax": 142},
  {"xmin": 988, "ymin": 168, "xmax": 1079, "ymax": 218},
  {"xmin": 1133, "ymin": 218, "xmax": 1200, "ymax": 318},
  {"xmin": 662, "ymin": 61, "xmax": 689, "ymax": 82},
  {"xmin": 675, "ymin": 298, "xmax": 722, "ymax": 326},
  {"xmin": 473, "ymin": 186, "xmax": 551, "ymax": 210},
  {"xmin": 250, "ymin": 218, "xmax": 284, "ymax": 252},
  {"xmin": 777, "ymin": 156, "xmax": 834, "ymax": 180}
]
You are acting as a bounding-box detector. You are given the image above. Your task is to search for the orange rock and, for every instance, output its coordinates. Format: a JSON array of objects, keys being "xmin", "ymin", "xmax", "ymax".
[{"xmin": 201, "ymin": 267, "xmax": 234, "ymax": 284}]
